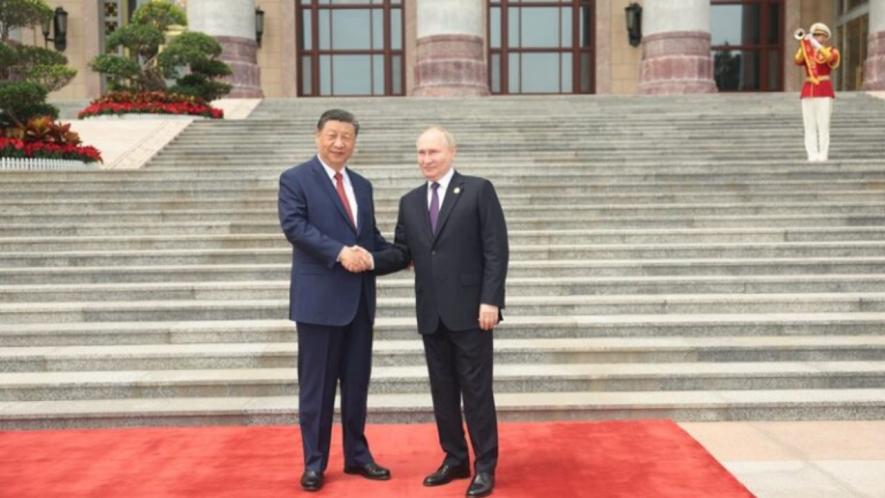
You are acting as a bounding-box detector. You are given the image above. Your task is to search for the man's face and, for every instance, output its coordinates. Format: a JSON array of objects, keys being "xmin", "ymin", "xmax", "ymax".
[
  {"xmin": 813, "ymin": 33, "xmax": 828, "ymax": 44},
  {"xmin": 315, "ymin": 120, "xmax": 356, "ymax": 170},
  {"xmin": 417, "ymin": 130, "xmax": 455, "ymax": 182}
]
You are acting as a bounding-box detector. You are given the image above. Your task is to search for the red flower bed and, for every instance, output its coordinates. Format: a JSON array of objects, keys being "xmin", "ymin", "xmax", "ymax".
[
  {"xmin": 78, "ymin": 91, "xmax": 223, "ymax": 119},
  {"xmin": 0, "ymin": 136, "xmax": 103, "ymax": 163}
]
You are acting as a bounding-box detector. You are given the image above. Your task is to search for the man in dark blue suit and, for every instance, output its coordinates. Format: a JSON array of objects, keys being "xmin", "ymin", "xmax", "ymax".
[
  {"xmin": 277, "ymin": 109, "xmax": 391, "ymax": 492},
  {"xmin": 373, "ymin": 127, "xmax": 508, "ymax": 497}
]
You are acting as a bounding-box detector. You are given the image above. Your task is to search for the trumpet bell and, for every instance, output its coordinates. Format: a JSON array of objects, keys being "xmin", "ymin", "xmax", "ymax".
[{"xmin": 794, "ymin": 28, "xmax": 806, "ymax": 40}]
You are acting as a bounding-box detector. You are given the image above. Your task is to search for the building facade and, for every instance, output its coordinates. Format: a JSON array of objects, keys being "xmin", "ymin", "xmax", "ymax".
[{"xmin": 9, "ymin": 0, "xmax": 885, "ymax": 100}]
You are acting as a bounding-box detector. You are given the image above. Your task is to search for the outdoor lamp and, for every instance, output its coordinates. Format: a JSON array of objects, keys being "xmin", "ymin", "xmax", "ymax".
[
  {"xmin": 41, "ymin": 7, "xmax": 68, "ymax": 52},
  {"xmin": 625, "ymin": 2, "xmax": 642, "ymax": 48},
  {"xmin": 255, "ymin": 7, "xmax": 265, "ymax": 47}
]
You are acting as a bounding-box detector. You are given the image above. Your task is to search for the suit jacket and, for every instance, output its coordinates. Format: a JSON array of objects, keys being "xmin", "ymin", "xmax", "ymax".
[
  {"xmin": 374, "ymin": 171, "xmax": 508, "ymax": 334},
  {"xmin": 278, "ymin": 156, "xmax": 389, "ymax": 326}
]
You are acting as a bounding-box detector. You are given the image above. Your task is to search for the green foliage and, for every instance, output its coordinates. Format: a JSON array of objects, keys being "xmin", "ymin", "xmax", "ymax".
[
  {"xmin": 0, "ymin": 80, "xmax": 56, "ymax": 127},
  {"xmin": 88, "ymin": 0, "xmax": 232, "ymax": 102},
  {"xmin": 0, "ymin": 0, "xmax": 52, "ymax": 42},
  {"xmin": 3, "ymin": 44, "xmax": 76, "ymax": 91},
  {"xmin": 131, "ymin": 0, "xmax": 186, "ymax": 32},
  {"xmin": 105, "ymin": 23, "xmax": 166, "ymax": 57}
]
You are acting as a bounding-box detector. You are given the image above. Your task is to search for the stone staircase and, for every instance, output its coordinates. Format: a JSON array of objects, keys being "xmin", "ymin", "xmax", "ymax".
[{"xmin": 2, "ymin": 93, "xmax": 885, "ymax": 429}]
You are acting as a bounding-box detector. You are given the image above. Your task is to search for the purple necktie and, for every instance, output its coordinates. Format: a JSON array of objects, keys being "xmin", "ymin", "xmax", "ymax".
[{"xmin": 429, "ymin": 182, "xmax": 440, "ymax": 233}]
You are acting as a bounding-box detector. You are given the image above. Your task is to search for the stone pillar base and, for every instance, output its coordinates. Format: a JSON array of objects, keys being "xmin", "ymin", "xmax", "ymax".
[
  {"xmin": 638, "ymin": 31, "xmax": 717, "ymax": 95},
  {"xmin": 864, "ymin": 31, "xmax": 885, "ymax": 91},
  {"xmin": 216, "ymin": 36, "xmax": 264, "ymax": 98},
  {"xmin": 412, "ymin": 34, "xmax": 489, "ymax": 97}
]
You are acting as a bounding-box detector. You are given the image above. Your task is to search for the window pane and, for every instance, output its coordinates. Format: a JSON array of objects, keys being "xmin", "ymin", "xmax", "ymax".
[
  {"xmin": 509, "ymin": 52, "xmax": 520, "ymax": 93},
  {"xmin": 509, "ymin": 7, "xmax": 520, "ymax": 47},
  {"xmin": 580, "ymin": 52, "xmax": 592, "ymax": 92},
  {"xmin": 301, "ymin": 11, "xmax": 312, "ymax": 50},
  {"xmin": 711, "ymin": 4, "xmax": 760, "ymax": 46},
  {"xmin": 561, "ymin": 7, "xmax": 572, "ymax": 48},
  {"xmin": 319, "ymin": 9, "xmax": 330, "ymax": 50},
  {"xmin": 392, "ymin": 55, "xmax": 402, "ymax": 95},
  {"xmin": 490, "ymin": 53, "xmax": 501, "ymax": 93},
  {"xmin": 713, "ymin": 49, "xmax": 759, "ymax": 91},
  {"xmin": 302, "ymin": 55, "xmax": 313, "ymax": 95},
  {"xmin": 561, "ymin": 52, "xmax": 573, "ymax": 93},
  {"xmin": 373, "ymin": 54, "xmax": 384, "ymax": 95},
  {"xmin": 767, "ymin": 3, "xmax": 780, "ymax": 44},
  {"xmin": 580, "ymin": 6, "xmax": 592, "ymax": 47},
  {"xmin": 490, "ymin": 7, "xmax": 501, "ymax": 49},
  {"xmin": 372, "ymin": 9, "xmax": 383, "ymax": 49},
  {"xmin": 392, "ymin": 8, "xmax": 402, "ymax": 50},
  {"xmin": 320, "ymin": 55, "xmax": 332, "ymax": 94},
  {"xmin": 521, "ymin": 52, "xmax": 559, "ymax": 93},
  {"xmin": 767, "ymin": 49, "xmax": 782, "ymax": 90},
  {"xmin": 332, "ymin": 55, "xmax": 372, "ymax": 94},
  {"xmin": 521, "ymin": 7, "xmax": 559, "ymax": 47},
  {"xmin": 332, "ymin": 9, "xmax": 371, "ymax": 50}
]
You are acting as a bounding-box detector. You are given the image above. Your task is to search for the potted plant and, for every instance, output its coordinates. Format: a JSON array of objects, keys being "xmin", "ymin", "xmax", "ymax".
[{"xmin": 81, "ymin": 0, "xmax": 231, "ymax": 119}]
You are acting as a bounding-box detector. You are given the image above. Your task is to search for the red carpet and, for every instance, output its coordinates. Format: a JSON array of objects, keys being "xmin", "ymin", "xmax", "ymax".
[{"xmin": 0, "ymin": 420, "xmax": 753, "ymax": 498}]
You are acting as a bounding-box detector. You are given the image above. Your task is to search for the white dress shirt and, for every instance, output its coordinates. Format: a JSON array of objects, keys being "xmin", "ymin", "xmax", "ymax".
[
  {"xmin": 427, "ymin": 167, "xmax": 456, "ymax": 210},
  {"xmin": 319, "ymin": 158, "xmax": 358, "ymax": 228}
]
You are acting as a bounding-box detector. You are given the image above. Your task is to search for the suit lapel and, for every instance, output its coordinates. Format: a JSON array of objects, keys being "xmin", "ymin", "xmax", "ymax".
[
  {"xmin": 311, "ymin": 158, "xmax": 357, "ymax": 233},
  {"xmin": 432, "ymin": 171, "xmax": 464, "ymax": 244},
  {"xmin": 414, "ymin": 188, "xmax": 434, "ymax": 244}
]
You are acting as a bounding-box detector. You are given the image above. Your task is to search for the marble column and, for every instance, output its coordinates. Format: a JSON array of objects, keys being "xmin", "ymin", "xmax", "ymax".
[
  {"xmin": 864, "ymin": 0, "xmax": 885, "ymax": 90},
  {"xmin": 187, "ymin": 0, "xmax": 263, "ymax": 98},
  {"xmin": 412, "ymin": 0, "xmax": 488, "ymax": 96},
  {"xmin": 638, "ymin": 0, "xmax": 716, "ymax": 94}
]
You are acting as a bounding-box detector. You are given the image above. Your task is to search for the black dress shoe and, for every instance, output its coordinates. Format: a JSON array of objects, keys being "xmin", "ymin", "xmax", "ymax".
[
  {"xmin": 300, "ymin": 469, "xmax": 324, "ymax": 492},
  {"xmin": 423, "ymin": 463, "xmax": 471, "ymax": 486},
  {"xmin": 466, "ymin": 472, "xmax": 494, "ymax": 497},
  {"xmin": 343, "ymin": 462, "xmax": 391, "ymax": 480}
]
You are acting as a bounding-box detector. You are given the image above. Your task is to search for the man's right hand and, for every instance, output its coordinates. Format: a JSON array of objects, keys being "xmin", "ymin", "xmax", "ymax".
[{"xmin": 339, "ymin": 246, "xmax": 372, "ymax": 272}]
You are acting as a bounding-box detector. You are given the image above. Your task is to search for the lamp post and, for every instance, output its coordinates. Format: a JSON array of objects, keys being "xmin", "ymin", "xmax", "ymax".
[
  {"xmin": 41, "ymin": 7, "xmax": 68, "ymax": 52},
  {"xmin": 625, "ymin": 2, "xmax": 642, "ymax": 48},
  {"xmin": 255, "ymin": 7, "xmax": 265, "ymax": 48}
]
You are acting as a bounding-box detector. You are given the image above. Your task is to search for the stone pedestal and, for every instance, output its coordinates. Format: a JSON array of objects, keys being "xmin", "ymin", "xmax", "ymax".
[
  {"xmin": 412, "ymin": 0, "xmax": 488, "ymax": 96},
  {"xmin": 187, "ymin": 0, "xmax": 263, "ymax": 98},
  {"xmin": 638, "ymin": 0, "xmax": 716, "ymax": 94},
  {"xmin": 864, "ymin": 0, "xmax": 885, "ymax": 90}
]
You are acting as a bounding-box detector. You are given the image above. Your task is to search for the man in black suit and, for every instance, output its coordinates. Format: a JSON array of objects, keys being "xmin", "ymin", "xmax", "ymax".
[{"xmin": 372, "ymin": 126, "xmax": 508, "ymax": 497}]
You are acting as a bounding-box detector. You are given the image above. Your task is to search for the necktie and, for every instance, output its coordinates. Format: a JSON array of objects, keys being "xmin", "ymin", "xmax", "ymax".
[
  {"xmin": 334, "ymin": 172, "xmax": 356, "ymax": 228},
  {"xmin": 429, "ymin": 182, "xmax": 440, "ymax": 233}
]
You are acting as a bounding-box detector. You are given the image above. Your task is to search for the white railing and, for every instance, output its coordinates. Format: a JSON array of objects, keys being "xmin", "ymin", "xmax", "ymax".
[{"xmin": 0, "ymin": 157, "xmax": 98, "ymax": 171}]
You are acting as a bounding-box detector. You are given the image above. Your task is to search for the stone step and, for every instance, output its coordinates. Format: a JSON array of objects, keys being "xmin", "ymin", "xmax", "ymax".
[
  {"xmin": 2, "ymin": 361, "xmax": 883, "ymax": 402},
  {"xmin": 2, "ymin": 314, "xmax": 882, "ymax": 346},
  {"xmin": 3, "ymin": 215, "xmax": 885, "ymax": 237},
  {"xmin": 4, "ymin": 258, "xmax": 885, "ymax": 284},
  {"xmin": 3, "ymin": 294, "xmax": 885, "ymax": 323},
  {"xmin": 3, "ymin": 227, "xmax": 885, "ymax": 251},
  {"xmin": 5, "ymin": 388, "xmax": 885, "ymax": 429},
  {"xmin": 4, "ymin": 203, "xmax": 885, "ymax": 225},
  {"xmin": 4, "ymin": 275, "xmax": 885, "ymax": 303},
  {"xmin": 3, "ymin": 337, "xmax": 884, "ymax": 372},
  {"xmin": 4, "ymin": 242, "xmax": 885, "ymax": 268},
  {"xmin": 0, "ymin": 180, "xmax": 881, "ymax": 199}
]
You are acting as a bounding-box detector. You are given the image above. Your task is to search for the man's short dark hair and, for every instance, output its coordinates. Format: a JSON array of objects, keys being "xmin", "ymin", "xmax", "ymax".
[{"xmin": 317, "ymin": 109, "xmax": 359, "ymax": 136}]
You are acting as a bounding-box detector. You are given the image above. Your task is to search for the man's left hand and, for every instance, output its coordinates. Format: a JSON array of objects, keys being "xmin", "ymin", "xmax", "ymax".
[{"xmin": 478, "ymin": 304, "xmax": 499, "ymax": 331}]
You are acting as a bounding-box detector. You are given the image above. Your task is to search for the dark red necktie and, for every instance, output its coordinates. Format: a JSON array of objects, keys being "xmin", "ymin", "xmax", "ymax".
[{"xmin": 334, "ymin": 172, "xmax": 356, "ymax": 227}]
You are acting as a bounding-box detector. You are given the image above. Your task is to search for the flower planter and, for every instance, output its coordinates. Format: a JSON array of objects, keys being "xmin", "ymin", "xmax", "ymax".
[
  {"xmin": 81, "ymin": 113, "xmax": 202, "ymax": 121},
  {"xmin": 0, "ymin": 157, "xmax": 98, "ymax": 171}
]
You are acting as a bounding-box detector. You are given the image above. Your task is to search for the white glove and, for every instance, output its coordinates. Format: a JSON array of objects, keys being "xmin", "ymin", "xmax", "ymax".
[{"xmin": 807, "ymin": 35, "xmax": 822, "ymax": 50}]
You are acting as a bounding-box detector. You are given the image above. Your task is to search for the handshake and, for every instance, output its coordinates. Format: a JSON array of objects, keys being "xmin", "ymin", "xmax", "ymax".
[{"xmin": 339, "ymin": 245, "xmax": 373, "ymax": 273}]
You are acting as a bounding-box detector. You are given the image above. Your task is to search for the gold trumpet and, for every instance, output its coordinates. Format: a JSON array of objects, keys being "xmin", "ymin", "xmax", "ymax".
[{"xmin": 794, "ymin": 28, "xmax": 806, "ymax": 40}]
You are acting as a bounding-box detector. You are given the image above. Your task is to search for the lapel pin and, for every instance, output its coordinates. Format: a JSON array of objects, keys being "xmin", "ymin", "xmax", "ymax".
[{"xmin": 453, "ymin": 187, "xmax": 461, "ymax": 195}]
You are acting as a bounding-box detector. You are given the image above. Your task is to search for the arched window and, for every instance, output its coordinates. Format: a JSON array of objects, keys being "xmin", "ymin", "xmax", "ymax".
[
  {"xmin": 297, "ymin": 0, "xmax": 405, "ymax": 96},
  {"xmin": 710, "ymin": 0, "xmax": 784, "ymax": 91},
  {"xmin": 488, "ymin": 0, "xmax": 595, "ymax": 94}
]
